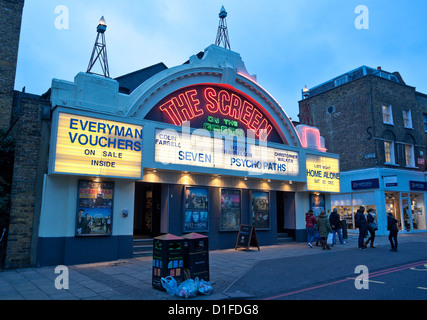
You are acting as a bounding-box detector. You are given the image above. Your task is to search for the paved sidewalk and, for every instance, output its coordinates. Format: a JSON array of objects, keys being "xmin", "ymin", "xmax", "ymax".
[{"xmin": 0, "ymin": 233, "xmax": 426, "ymax": 300}]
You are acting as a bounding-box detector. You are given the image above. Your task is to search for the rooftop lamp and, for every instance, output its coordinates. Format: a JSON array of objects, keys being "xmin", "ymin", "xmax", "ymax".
[
  {"xmin": 302, "ymin": 85, "xmax": 310, "ymax": 98},
  {"xmin": 97, "ymin": 16, "xmax": 107, "ymax": 33},
  {"xmin": 219, "ymin": 5, "xmax": 228, "ymax": 19}
]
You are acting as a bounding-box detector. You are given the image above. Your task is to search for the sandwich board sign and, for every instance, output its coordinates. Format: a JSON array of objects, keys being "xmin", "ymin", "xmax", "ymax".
[{"xmin": 235, "ymin": 225, "xmax": 260, "ymax": 251}]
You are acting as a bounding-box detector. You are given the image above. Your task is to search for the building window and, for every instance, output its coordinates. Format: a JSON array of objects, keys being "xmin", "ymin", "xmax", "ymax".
[
  {"xmin": 378, "ymin": 71, "xmax": 392, "ymax": 80},
  {"xmin": 384, "ymin": 140, "xmax": 395, "ymax": 164},
  {"xmin": 424, "ymin": 113, "xmax": 427, "ymax": 132},
  {"xmin": 402, "ymin": 109, "xmax": 413, "ymax": 128},
  {"xmin": 405, "ymin": 144, "xmax": 415, "ymax": 167},
  {"xmin": 334, "ymin": 75, "xmax": 349, "ymax": 87},
  {"xmin": 382, "ymin": 105, "xmax": 393, "ymax": 124}
]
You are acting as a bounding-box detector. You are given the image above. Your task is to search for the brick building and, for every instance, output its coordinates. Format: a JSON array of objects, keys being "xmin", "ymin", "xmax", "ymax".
[
  {"xmin": 6, "ymin": 92, "xmax": 51, "ymax": 268},
  {"xmin": 0, "ymin": 0, "xmax": 24, "ymax": 130},
  {"xmin": 0, "ymin": 0, "xmax": 52, "ymax": 268},
  {"xmin": 299, "ymin": 65, "xmax": 427, "ymax": 236}
]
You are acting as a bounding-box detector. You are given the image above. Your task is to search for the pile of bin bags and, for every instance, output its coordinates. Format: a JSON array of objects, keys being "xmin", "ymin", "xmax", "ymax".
[{"xmin": 161, "ymin": 276, "xmax": 213, "ymax": 299}]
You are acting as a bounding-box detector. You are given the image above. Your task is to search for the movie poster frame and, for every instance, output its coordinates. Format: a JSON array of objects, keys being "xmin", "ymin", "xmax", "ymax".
[
  {"xmin": 220, "ymin": 188, "xmax": 242, "ymax": 231},
  {"xmin": 310, "ymin": 193, "xmax": 325, "ymax": 216},
  {"xmin": 183, "ymin": 186, "xmax": 209, "ymax": 233},
  {"xmin": 250, "ymin": 190, "xmax": 270, "ymax": 230},
  {"xmin": 76, "ymin": 180, "xmax": 114, "ymax": 237}
]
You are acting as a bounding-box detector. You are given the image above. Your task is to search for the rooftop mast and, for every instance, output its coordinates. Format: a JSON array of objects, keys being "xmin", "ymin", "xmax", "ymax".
[
  {"xmin": 87, "ymin": 16, "xmax": 110, "ymax": 78},
  {"xmin": 215, "ymin": 6, "xmax": 231, "ymax": 50}
]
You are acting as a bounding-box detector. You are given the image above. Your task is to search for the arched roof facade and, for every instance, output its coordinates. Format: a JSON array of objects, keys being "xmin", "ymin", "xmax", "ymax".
[{"xmin": 125, "ymin": 45, "xmax": 301, "ymax": 147}]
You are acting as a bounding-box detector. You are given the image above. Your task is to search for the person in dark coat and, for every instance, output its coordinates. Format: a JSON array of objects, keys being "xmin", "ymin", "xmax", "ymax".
[
  {"xmin": 387, "ymin": 211, "xmax": 399, "ymax": 251},
  {"xmin": 365, "ymin": 208, "xmax": 377, "ymax": 248},
  {"xmin": 317, "ymin": 211, "xmax": 332, "ymax": 250},
  {"xmin": 329, "ymin": 208, "xmax": 345, "ymax": 245},
  {"xmin": 355, "ymin": 206, "xmax": 368, "ymax": 249}
]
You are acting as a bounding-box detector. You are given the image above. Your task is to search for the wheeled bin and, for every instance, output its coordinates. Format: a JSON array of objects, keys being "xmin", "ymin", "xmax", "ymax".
[
  {"xmin": 182, "ymin": 233, "xmax": 209, "ymax": 281},
  {"xmin": 152, "ymin": 234, "xmax": 185, "ymax": 291}
]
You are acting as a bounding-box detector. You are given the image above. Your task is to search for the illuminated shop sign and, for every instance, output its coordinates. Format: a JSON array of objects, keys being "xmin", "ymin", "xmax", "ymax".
[
  {"xmin": 53, "ymin": 113, "xmax": 143, "ymax": 178},
  {"xmin": 145, "ymin": 84, "xmax": 284, "ymax": 144},
  {"xmin": 155, "ymin": 129, "xmax": 299, "ymax": 176},
  {"xmin": 352, "ymin": 178, "xmax": 380, "ymax": 190},
  {"xmin": 306, "ymin": 154, "xmax": 340, "ymax": 192},
  {"xmin": 409, "ymin": 181, "xmax": 427, "ymax": 191}
]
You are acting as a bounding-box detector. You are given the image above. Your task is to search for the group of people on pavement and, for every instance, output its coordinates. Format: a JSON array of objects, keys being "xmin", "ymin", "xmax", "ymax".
[
  {"xmin": 355, "ymin": 206, "xmax": 399, "ymax": 251},
  {"xmin": 355, "ymin": 206, "xmax": 377, "ymax": 249},
  {"xmin": 305, "ymin": 208, "xmax": 346, "ymax": 250},
  {"xmin": 306, "ymin": 206, "xmax": 399, "ymax": 252}
]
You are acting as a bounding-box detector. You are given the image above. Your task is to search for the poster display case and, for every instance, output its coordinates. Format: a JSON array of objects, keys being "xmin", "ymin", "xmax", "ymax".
[
  {"xmin": 250, "ymin": 191, "xmax": 270, "ymax": 230},
  {"xmin": 220, "ymin": 189, "xmax": 241, "ymax": 231},
  {"xmin": 76, "ymin": 180, "xmax": 114, "ymax": 236},
  {"xmin": 183, "ymin": 186, "xmax": 209, "ymax": 232}
]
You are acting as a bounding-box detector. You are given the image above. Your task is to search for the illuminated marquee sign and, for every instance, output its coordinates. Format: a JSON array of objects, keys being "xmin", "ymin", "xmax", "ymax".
[
  {"xmin": 53, "ymin": 113, "xmax": 143, "ymax": 178},
  {"xmin": 155, "ymin": 129, "xmax": 299, "ymax": 176},
  {"xmin": 145, "ymin": 84, "xmax": 284, "ymax": 143},
  {"xmin": 306, "ymin": 154, "xmax": 340, "ymax": 192}
]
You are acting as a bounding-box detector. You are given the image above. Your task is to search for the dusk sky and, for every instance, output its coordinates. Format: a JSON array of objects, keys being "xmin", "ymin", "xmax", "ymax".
[{"xmin": 14, "ymin": 0, "xmax": 427, "ymax": 121}]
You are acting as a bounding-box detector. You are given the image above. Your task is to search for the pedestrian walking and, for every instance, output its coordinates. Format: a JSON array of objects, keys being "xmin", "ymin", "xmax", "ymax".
[
  {"xmin": 305, "ymin": 209, "xmax": 317, "ymax": 248},
  {"xmin": 329, "ymin": 208, "xmax": 345, "ymax": 245},
  {"xmin": 365, "ymin": 208, "xmax": 377, "ymax": 248},
  {"xmin": 387, "ymin": 211, "xmax": 399, "ymax": 252},
  {"xmin": 355, "ymin": 206, "xmax": 368, "ymax": 249},
  {"xmin": 317, "ymin": 211, "xmax": 332, "ymax": 250}
]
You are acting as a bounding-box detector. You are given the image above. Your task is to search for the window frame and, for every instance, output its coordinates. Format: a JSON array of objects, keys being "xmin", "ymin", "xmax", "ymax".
[
  {"xmin": 382, "ymin": 105, "xmax": 394, "ymax": 125},
  {"xmin": 402, "ymin": 109, "xmax": 413, "ymax": 129},
  {"xmin": 384, "ymin": 140, "xmax": 395, "ymax": 164},
  {"xmin": 334, "ymin": 75, "xmax": 349, "ymax": 87},
  {"xmin": 404, "ymin": 143, "xmax": 415, "ymax": 167}
]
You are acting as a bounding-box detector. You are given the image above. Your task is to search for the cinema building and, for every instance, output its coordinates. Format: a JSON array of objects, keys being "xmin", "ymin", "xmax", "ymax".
[{"xmin": 14, "ymin": 44, "xmax": 338, "ymax": 267}]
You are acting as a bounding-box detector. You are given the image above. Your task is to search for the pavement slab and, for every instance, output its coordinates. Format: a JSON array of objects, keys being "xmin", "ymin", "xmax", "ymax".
[{"xmin": 0, "ymin": 233, "xmax": 426, "ymax": 300}]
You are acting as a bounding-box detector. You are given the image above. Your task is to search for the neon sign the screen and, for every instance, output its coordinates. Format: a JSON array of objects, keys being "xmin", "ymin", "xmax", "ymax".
[{"xmin": 151, "ymin": 84, "xmax": 277, "ymax": 141}]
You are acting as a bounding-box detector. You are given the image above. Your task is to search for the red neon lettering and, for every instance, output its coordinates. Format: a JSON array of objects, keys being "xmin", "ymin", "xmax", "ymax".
[
  {"xmin": 248, "ymin": 108, "xmax": 263, "ymax": 132},
  {"xmin": 159, "ymin": 100, "xmax": 181, "ymax": 126},
  {"xmin": 218, "ymin": 90, "xmax": 231, "ymax": 116},
  {"xmin": 204, "ymin": 87, "xmax": 218, "ymax": 113},
  {"xmin": 157, "ymin": 85, "xmax": 275, "ymax": 140},
  {"xmin": 229, "ymin": 94, "xmax": 242, "ymax": 119},
  {"xmin": 240, "ymin": 101, "xmax": 254, "ymax": 126},
  {"xmin": 186, "ymin": 89, "xmax": 203, "ymax": 117},
  {"xmin": 172, "ymin": 93, "xmax": 195, "ymax": 123}
]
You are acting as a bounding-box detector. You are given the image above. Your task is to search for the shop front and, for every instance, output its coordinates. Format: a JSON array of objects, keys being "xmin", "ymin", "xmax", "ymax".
[
  {"xmin": 37, "ymin": 45, "xmax": 340, "ymax": 266},
  {"xmin": 332, "ymin": 168, "xmax": 427, "ymax": 236}
]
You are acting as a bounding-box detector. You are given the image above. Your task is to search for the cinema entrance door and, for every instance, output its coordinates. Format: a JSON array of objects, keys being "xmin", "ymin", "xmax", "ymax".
[{"xmin": 134, "ymin": 182, "xmax": 162, "ymax": 238}]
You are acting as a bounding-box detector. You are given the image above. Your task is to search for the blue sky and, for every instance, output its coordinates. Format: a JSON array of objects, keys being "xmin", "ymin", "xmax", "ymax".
[{"xmin": 15, "ymin": 0, "xmax": 427, "ymax": 121}]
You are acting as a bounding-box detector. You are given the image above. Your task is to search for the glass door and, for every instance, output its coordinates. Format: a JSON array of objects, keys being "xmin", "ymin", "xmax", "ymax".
[
  {"xmin": 385, "ymin": 192, "xmax": 403, "ymax": 231},
  {"xmin": 410, "ymin": 193, "xmax": 427, "ymax": 231},
  {"xmin": 401, "ymin": 194, "xmax": 412, "ymax": 232}
]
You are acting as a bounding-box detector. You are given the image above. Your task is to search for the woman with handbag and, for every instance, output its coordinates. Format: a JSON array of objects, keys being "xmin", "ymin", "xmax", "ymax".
[{"xmin": 365, "ymin": 208, "xmax": 377, "ymax": 248}]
